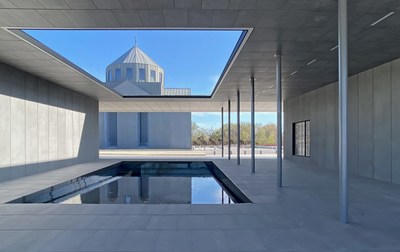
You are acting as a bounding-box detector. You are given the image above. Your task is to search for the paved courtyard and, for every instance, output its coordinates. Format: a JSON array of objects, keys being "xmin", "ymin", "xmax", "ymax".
[{"xmin": 0, "ymin": 156, "xmax": 399, "ymax": 251}]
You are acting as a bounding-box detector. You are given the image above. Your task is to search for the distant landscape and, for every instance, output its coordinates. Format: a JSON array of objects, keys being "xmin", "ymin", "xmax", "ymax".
[{"xmin": 192, "ymin": 122, "xmax": 277, "ymax": 146}]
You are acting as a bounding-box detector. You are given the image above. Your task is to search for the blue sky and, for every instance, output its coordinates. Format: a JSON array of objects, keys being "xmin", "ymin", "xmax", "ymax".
[
  {"xmin": 193, "ymin": 112, "xmax": 276, "ymax": 129},
  {"xmin": 24, "ymin": 29, "xmax": 242, "ymax": 95},
  {"xmin": 24, "ymin": 29, "xmax": 276, "ymax": 128}
]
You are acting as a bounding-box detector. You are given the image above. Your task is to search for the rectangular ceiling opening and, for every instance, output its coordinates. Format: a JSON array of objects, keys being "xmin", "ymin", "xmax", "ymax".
[{"xmin": 19, "ymin": 29, "xmax": 247, "ymax": 97}]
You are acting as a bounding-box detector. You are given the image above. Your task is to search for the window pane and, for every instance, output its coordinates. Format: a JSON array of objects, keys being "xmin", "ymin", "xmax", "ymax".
[
  {"xmin": 300, "ymin": 122, "xmax": 305, "ymax": 156},
  {"xmin": 126, "ymin": 68, "xmax": 133, "ymax": 80},
  {"xmin": 107, "ymin": 70, "xmax": 111, "ymax": 82},
  {"xmin": 115, "ymin": 68, "xmax": 121, "ymax": 81},
  {"xmin": 306, "ymin": 120, "xmax": 310, "ymax": 157},
  {"xmin": 294, "ymin": 122, "xmax": 300, "ymax": 156},
  {"xmin": 159, "ymin": 73, "xmax": 163, "ymax": 82},
  {"xmin": 294, "ymin": 122, "xmax": 305, "ymax": 156},
  {"xmin": 150, "ymin": 70, "xmax": 156, "ymax": 81},
  {"xmin": 293, "ymin": 120, "xmax": 310, "ymax": 157},
  {"xmin": 139, "ymin": 68, "xmax": 145, "ymax": 81},
  {"xmin": 140, "ymin": 112, "xmax": 148, "ymax": 144}
]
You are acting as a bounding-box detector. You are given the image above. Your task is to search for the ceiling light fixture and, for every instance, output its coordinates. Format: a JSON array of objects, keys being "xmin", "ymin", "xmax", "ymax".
[
  {"xmin": 306, "ymin": 59, "xmax": 317, "ymax": 66},
  {"xmin": 330, "ymin": 45, "xmax": 338, "ymax": 51},
  {"xmin": 370, "ymin": 12, "xmax": 395, "ymax": 26},
  {"xmin": 268, "ymin": 85, "xmax": 274, "ymax": 89},
  {"xmin": 290, "ymin": 70, "xmax": 298, "ymax": 76}
]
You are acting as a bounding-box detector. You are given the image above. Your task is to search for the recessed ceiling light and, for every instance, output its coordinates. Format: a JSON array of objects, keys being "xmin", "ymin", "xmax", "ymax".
[
  {"xmin": 330, "ymin": 45, "xmax": 338, "ymax": 51},
  {"xmin": 290, "ymin": 70, "xmax": 298, "ymax": 76},
  {"xmin": 370, "ymin": 12, "xmax": 395, "ymax": 26},
  {"xmin": 306, "ymin": 59, "xmax": 317, "ymax": 66}
]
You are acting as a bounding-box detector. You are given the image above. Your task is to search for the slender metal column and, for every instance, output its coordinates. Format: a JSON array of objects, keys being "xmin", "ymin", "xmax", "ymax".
[
  {"xmin": 338, "ymin": 0, "xmax": 348, "ymax": 224},
  {"xmin": 221, "ymin": 107, "xmax": 224, "ymax": 157},
  {"xmin": 237, "ymin": 90, "xmax": 241, "ymax": 165},
  {"xmin": 276, "ymin": 53, "xmax": 283, "ymax": 188},
  {"xmin": 251, "ymin": 77, "xmax": 256, "ymax": 173},
  {"xmin": 228, "ymin": 100, "xmax": 231, "ymax": 160}
]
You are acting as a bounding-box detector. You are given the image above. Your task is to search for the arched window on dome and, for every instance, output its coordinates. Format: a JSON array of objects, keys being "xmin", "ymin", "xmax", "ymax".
[
  {"xmin": 150, "ymin": 70, "xmax": 156, "ymax": 82},
  {"xmin": 159, "ymin": 73, "xmax": 162, "ymax": 82}
]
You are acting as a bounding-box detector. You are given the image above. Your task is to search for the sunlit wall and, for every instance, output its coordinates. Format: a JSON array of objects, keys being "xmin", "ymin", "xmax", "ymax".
[{"xmin": 0, "ymin": 62, "xmax": 99, "ymax": 182}]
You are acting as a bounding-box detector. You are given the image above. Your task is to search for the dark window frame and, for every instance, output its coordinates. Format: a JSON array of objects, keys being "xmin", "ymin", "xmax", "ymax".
[
  {"xmin": 150, "ymin": 70, "xmax": 156, "ymax": 82},
  {"xmin": 292, "ymin": 120, "xmax": 310, "ymax": 157},
  {"xmin": 126, "ymin": 68, "xmax": 133, "ymax": 80},
  {"xmin": 139, "ymin": 68, "xmax": 146, "ymax": 82},
  {"xmin": 115, "ymin": 68, "xmax": 122, "ymax": 81},
  {"xmin": 106, "ymin": 70, "xmax": 112, "ymax": 82}
]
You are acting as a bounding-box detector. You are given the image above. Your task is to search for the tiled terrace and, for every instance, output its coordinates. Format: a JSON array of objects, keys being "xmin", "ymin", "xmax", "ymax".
[{"xmin": 0, "ymin": 157, "xmax": 399, "ymax": 251}]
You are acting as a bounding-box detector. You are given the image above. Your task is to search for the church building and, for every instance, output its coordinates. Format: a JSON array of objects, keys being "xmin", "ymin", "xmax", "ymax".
[{"xmin": 99, "ymin": 43, "xmax": 192, "ymax": 149}]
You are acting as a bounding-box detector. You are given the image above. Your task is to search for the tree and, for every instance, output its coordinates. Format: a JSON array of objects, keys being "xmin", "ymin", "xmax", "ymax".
[
  {"xmin": 192, "ymin": 122, "xmax": 277, "ymax": 146},
  {"xmin": 192, "ymin": 122, "xmax": 210, "ymax": 146},
  {"xmin": 256, "ymin": 123, "xmax": 276, "ymax": 145}
]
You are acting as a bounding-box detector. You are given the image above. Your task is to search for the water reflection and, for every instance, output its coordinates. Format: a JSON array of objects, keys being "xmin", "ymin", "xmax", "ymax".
[
  {"xmin": 59, "ymin": 175, "xmax": 233, "ymax": 204},
  {"xmin": 9, "ymin": 162, "xmax": 242, "ymax": 204}
]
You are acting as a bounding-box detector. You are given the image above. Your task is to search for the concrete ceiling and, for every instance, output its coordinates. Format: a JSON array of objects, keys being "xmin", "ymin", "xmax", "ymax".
[{"xmin": 0, "ymin": 0, "xmax": 399, "ymax": 112}]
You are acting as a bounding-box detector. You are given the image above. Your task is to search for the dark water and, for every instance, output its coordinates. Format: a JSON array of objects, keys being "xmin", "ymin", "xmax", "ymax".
[{"xmin": 9, "ymin": 162, "xmax": 250, "ymax": 204}]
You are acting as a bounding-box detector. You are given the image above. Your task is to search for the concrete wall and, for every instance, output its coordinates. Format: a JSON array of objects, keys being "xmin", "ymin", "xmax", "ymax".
[
  {"xmin": 148, "ymin": 112, "xmax": 192, "ymax": 149},
  {"xmin": 117, "ymin": 112, "xmax": 140, "ymax": 148},
  {"xmin": 99, "ymin": 112, "xmax": 192, "ymax": 149},
  {"xmin": 284, "ymin": 58, "xmax": 400, "ymax": 184},
  {"xmin": 0, "ymin": 62, "xmax": 99, "ymax": 182}
]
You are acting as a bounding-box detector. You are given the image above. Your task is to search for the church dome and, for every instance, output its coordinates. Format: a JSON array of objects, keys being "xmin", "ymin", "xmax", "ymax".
[
  {"xmin": 105, "ymin": 43, "xmax": 164, "ymax": 86},
  {"xmin": 109, "ymin": 45, "xmax": 160, "ymax": 67}
]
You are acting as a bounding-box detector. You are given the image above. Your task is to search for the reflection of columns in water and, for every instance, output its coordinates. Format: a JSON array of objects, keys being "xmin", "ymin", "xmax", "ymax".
[
  {"xmin": 106, "ymin": 180, "xmax": 119, "ymax": 202},
  {"xmin": 139, "ymin": 175, "xmax": 150, "ymax": 202}
]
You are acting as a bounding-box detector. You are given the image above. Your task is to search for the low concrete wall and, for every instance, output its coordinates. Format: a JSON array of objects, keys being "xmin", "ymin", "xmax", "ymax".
[
  {"xmin": 99, "ymin": 112, "xmax": 192, "ymax": 149},
  {"xmin": 0, "ymin": 62, "xmax": 99, "ymax": 182},
  {"xmin": 284, "ymin": 58, "xmax": 400, "ymax": 184}
]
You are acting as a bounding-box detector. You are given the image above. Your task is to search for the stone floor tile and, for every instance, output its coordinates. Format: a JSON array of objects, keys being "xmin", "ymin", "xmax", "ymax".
[
  {"xmin": 1, "ymin": 230, "xmax": 62, "ymax": 251},
  {"xmin": 192, "ymin": 230, "xmax": 228, "ymax": 251},
  {"xmin": 117, "ymin": 230, "xmax": 160, "ymax": 251},
  {"xmin": 155, "ymin": 230, "xmax": 192, "ymax": 251},
  {"xmin": 204, "ymin": 215, "xmax": 236, "ymax": 229},
  {"xmin": 80, "ymin": 229, "xmax": 128, "ymax": 251},
  {"xmin": 177, "ymin": 215, "xmax": 207, "ymax": 229},
  {"xmin": 147, "ymin": 215, "xmax": 178, "ymax": 229},
  {"xmin": 223, "ymin": 229, "xmax": 265, "ymax": 251},
  {"xmin": 41, "ymin": 229, "xmax": 97, "ymax": 251}
]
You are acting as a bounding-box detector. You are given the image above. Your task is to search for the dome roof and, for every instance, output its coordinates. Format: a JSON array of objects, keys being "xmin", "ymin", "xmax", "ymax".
[{"xmin": 109, "ymin": 45, "xmax": 160, "ymax": 67}]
